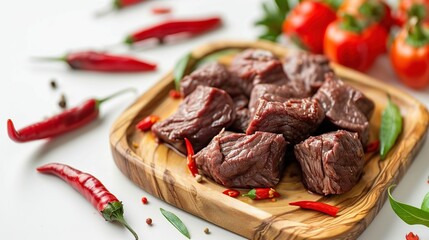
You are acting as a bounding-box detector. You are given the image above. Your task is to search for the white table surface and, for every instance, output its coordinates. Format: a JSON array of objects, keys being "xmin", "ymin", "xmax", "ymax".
[{"xmin": 2, "ymin": 0, "xmax": 429, "ymax": 239}]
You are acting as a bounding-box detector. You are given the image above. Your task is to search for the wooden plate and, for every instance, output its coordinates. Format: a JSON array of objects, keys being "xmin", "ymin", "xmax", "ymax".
[{"xmin": 109, "ymin": 40, "xmax": 429, "ymax": 240}]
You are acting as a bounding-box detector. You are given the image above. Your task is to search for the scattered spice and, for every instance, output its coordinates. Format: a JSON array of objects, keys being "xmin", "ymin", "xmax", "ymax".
[
  {"xmin": 242, "ymin": 188, "xmax": 280, "ymax": 200},
  {"xmin": 58, "ymin": 93, "xmax": 67, "ymax": 109},
  {"xmin": 365, "ymin": 140, "xmax": 380, "ymax": 153},
  {"xmin": 184, "ymin": 138, "xmax": 199, "ymax": 177},
  {"xmin": 37, "ymin": 163, "xmax": 138, "ymax": 240},
  {"xmin": 146, "ymin": 218, "xmax": 153, "ymax": 225},
  {"xmin": 34, "ymin": 51, "xmax": 157, "ymax": 72},
  {"xmin": 160, "ymin": 208, "xmax": 190, "ymax": 239},
  {"xmin": 132, "ymin": 142, "xmax": 139, "ymax": 149},
  {"xmin": 222, "ymin": 189, "xmax": 240, "ymax": 198},
  {"xmin": 195, "ymin": 174, "xmax": 202, "ymax": 183},
  {"xmin": 136, "ymin": 115, "xmax": 160, "ymax": 131},
  {"xmin": 151, "ymin": 6, "xmax": 171, "ymax": 15},
  {"xmin": 289, "ymin": 201, "xmax": 339, "ymax": 217},
  {"xmin": 406, "ymin": 232, "xmax": 420, "ymax": 240},
  {"xmin": 169, "ymin": 89, "xmax": 181, "ymax": 99},
  {"xmin": 204, "ymin": 227, "xmax": 210, "ymax": 234},
  {"xmin": 50, "ymin": 79, "xmax": 57, "ymax": 89},
  {"xmin": 141, "ymin": 197, "xmax": 148, "ymax": 205},
  {"xmin": 7, "ymin": 88, "xmax": 134, "ymax": 143}
]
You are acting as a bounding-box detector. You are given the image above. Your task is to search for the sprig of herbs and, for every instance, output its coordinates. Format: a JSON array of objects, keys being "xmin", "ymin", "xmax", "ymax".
[
  {"xmin": 160, "ymin": 208, "xmax": 191, "ymax": 239},
  {"xmin": 174, "ymin": 53, "xmax": 194, "ymax": 90},
  {"xmin": 255, "ymin": 0, "xmax": 290, "ymax": 42},
  {"xmin": 388, "ymin": 186, "xmax": 429, "ymax": 227},
  {"xmin": 380, "ymin": 95, "xmax": 402, "ymax": 159}
]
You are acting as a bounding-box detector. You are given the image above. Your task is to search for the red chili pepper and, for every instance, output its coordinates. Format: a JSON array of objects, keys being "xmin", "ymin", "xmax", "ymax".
[
  {"xmin": 135, "ymin": 115, "xmax": 160, "ymax": 131},
  {"xmin": 366, "ymin": 140, "xmax": 380, "ymax": 152},
  {"xmin": 124, "ymin": 17, "xmax": 222, "ymax": 45},
  {"xmin": 169, "ymin": 89, "xmax": 182, "ymax": 99},
  {"xmin": 34, "ymin": 51, "xmax": 157, "ymax": 72},
  {"xmin": 223, "ymin": 189, "xmax": 240, "ymax": 198},
  {"xmin": 289, "ymin": 201, "xmax": 339, "ymax": 217},
  {"xmin": 184, "ymin": 138, "xmax": 199, "ymax": 177},
  {"xmin": 37, "ymin": 163, "xmax": 138, "ymax": 239},
  {"xmin": 7, "ymin": 88, "xmax": 134, "ymax": 143},
  {"xmin": 114, "ymin": 0, "xmax": 144, "ymax": 9},
  {"xmin": 406, "ymin": 232, "xmax": 420, "ymax": 240},
  {"xmin": 151, "ymin": 6, "xmax": 172, "ymax": 15},
  {"xmin": 242, "ymin": 188, "xmax": 281, "ymax": 200}
]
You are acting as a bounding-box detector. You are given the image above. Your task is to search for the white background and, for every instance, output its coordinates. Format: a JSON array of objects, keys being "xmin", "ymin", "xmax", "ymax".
[{"xmin": 1, "ymin": 0, "xmax": 429, "ymax": 239}]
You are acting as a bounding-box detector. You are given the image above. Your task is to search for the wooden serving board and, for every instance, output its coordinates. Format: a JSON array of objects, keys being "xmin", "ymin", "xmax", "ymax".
[{"xmin": 109, "ymin": 40, "xmax": 429, "ymax": 240}]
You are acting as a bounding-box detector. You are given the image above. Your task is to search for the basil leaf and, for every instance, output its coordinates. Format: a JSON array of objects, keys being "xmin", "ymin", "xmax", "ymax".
[
  {"xmin": 196, "ymin": 49, "xmax": 241, "ymax": 68},
  {"xmin": 380, "ymin": 96, "xmax": 402, "ymax": 159},
  {"xmin": 421, "ymin": 192, "xmax": 429, "ymax": 212},
  {"xmin": 160, "ymin": 208, "xmax": 190, "ymax": 239},
  {"xmin": 173, "ymin": 53, "xmax": 194, "ymax": 91},
  {"xmin": 388, "ymin": 186, "xmax": 429, "ymax": 227}
]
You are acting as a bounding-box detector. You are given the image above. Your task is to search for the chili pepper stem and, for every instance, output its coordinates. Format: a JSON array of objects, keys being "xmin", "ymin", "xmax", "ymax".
[
  {"xmin": 96, "ymin": 88, "xmax": 137, "ymax": 108},
  {"xmin": 102, "ymin": 201, "xmax": 139, "ymax": 240},
  {"xmin": 31, "ymin": 56, "xmax": 67, "ymax": 62}
]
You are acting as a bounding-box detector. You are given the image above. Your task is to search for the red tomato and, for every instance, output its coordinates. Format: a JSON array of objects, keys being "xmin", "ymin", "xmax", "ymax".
[
  {"xmin": 339, "ymin": 0, "xmax": 394, "ymax": 31},
  {"xmin": 390, "ymin": 27, "xmax": 429, "ymax": 89},
  {"xmin": 324, "ymin": 19, "xmax": 385, "ymax": 72},
  {"xmin": 283, "ymin": 1, "xmax": 337, "ymax": 54},
  {"xmin": 397, "ymin": 0, "xmax": 429, "ymax": 26},
  {"xmin": 365, "ymin": 23, "xmax": 389, "ymax": 55}
]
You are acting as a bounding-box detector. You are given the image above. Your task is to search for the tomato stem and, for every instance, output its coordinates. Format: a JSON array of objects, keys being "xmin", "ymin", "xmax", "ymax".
[{"xmin": 406, "ymin": 17, "xmax": 429, "ymax": 47}]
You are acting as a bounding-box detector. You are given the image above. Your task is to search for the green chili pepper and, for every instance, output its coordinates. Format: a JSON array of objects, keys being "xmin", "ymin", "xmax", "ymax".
[
  {"xmin": 379, "ymin": 95, "xmax": 402, "ymax": 159},
  {"xmin": 173, "ymin": 53, "xmax": 194, "ymax": 91},
  {"xmin": 160, "ymin": 208, "xmax": 190, "ymax": 239},
  {"xmin": 388, "ymin": 185, "xmax": 429, "ymax": 227}
]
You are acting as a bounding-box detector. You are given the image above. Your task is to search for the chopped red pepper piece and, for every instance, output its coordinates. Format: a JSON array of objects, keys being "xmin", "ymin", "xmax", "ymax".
[
  {"xmin": 242, "ymin": 188, "xmax": 280, "ymax": 200},
  {"xmin": 184, "ymin": 138, "xmax": 199, "ymax": 177},
  {"xmin": 406, "ymin": 232, "xmax": 419, "ymax": 240},
  {"xmin": 136, "ymin": 115, "xmax": 160, "ymax": 131},
  {"xmin": 289, "ymin": 201, "xmax": 339, "ymax": 217},
  {"xmin": 366, "ymin": 140, "xmax": 380, "ymax": 153},
  {"xmin": 169, "ymin": 89, "xmax": 182, "ymax": 99},
  {"xmin": 223, "ymin": 189, "xmax": 240, "ymax": 198}
]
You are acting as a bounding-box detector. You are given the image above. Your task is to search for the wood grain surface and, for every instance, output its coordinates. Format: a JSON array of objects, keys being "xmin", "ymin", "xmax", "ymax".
[{"xmin": 109, "ymin": 40, "xmax": 429, "ymax": 240}]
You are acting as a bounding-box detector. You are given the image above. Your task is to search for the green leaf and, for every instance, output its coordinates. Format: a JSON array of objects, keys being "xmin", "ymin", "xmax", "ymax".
[
  {"xmin": 196, "ymin": 49, "xmax": 241, "ymax": 68},
  {"xmin": 421, "ymin": 192, "xmax": 429, "ymax": 212},
  {"xmin": 380, "ymin": 95, "xmax": 402, "ymax": 159},
  {"xmin": 274, "ymin": 0, "xmax": 289, "ymax": 15},
  {"xmin": 255, "ymin": 0, "xmax": 290, "ymax": 43},
  {"xmin": 160, "ymin": 208, "xmax": 190, "ymax": 239},
  {"xmin": 173, "ymin": 53, "xmax": 194, "ymax": 91},
  {"xmin": 388, "ymin": 186, "xmax": 429, "ymax": 227}
]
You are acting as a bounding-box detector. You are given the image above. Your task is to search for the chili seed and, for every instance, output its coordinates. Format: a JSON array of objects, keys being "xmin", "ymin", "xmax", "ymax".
[
  {"xmin": 195, "ymin": 174, "xmax": 202, "ymax": 183},
  {"xmin": 58, "ymin": 94, "xmax": 67, "ymax": 109},
  {"xmin": 50, "ymin": 79, "xmax": 57, "ymax": 89},
  {"xmin": 146, "ymin": 218, "xmax": 152, "ymax": 225},
  {"xmin": 141, "ymin": 197, "xmax": 148, "ymax": 204},
  {"xmin": 132, "ymin": 142, "xmax": 139, "ymax": 149},
  {"xmin": 204, "ymin": 227, "xmax": 210, "ymax": 234}
]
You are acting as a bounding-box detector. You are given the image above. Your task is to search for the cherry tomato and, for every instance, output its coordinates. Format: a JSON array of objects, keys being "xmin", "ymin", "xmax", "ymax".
[
  {"xmin": 283, "ymin": 1, "xmax": 336, "ymax": 54},
  {"xmin": 390, "ymin": 26, "xmax": 429, "ymax": 89},
  {"xmin": 324, "ymin": 18, "xmax": 385, "ymax": 72},
  {"xmin": 365, "ymin": 23, "xmax": 389, "ymax": 55},
  {"xmin": 339, "ymin": 0, "xmax": 394, "ymax": 31},
  {"xmin": 397, "ymin": 0, "xmax": 429, "ymax": 26}
]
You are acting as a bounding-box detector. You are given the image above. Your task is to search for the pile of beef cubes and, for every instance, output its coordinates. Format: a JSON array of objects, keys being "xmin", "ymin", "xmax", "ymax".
[{"xmin": 152, "ymin": 49, "xmax": 374, "ymax": 196}]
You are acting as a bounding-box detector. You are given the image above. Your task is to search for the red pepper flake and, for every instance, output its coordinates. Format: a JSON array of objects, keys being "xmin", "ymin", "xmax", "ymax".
[
  {"xmin": 223, "ymin": 189, "xmax": 240, "ymax": 198},
  {"xmin": 136, "ymin": 115, "xmax": 160, "ymax": 131},
  {"xmin": 289, "ymin": 201, "xmax": 339, "ymax": 217},
  {"xmin": 406, "ymin": 232, "xmax": 419, "ymax": 240},
  {"xmin": 141, "ymin": 197, "xmax": 148, "ymax": 204},
  {"xmin": 169, "ymin": 89, "xmax": 182, "ymax": 99},
  {"xmin": 146, "ymin": 218, "xmax": 153, "ymax": 225},
  {"xmin": 151, "ymin": 6, "xmax": 171, "ymax": 15},
  {"xmin": 365, "ymin": 140, "xmax": 380, "ymax": 153},
  {"xmin": 242, "ymin": 188, "xmax": 281, "ymax": 200},
  {"xmin": 184, "ymin": 138, "xmax": 199, "ymax": 178}
]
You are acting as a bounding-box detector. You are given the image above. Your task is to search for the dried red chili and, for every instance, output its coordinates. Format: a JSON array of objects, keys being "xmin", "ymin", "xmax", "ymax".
[
  {"xmin": 406, "ymin": 232, "xmax": 420, "ymax": 240},
  {"xmin": 124, "ymin": 16, "xmax": 222, "ymax": 45},
  {"xmin": 35, "ymin": 51, "xmax": 157, "ymax": 72},
  {"xmin": 184, "ymin": 138, "xmax": 199, "ymax": 177},
  {"xmin": 242, "ymin": 188, "xmax": 280, "ymax": 200},
  {"xmin": 223, "ymin": 189, "xmax": 240, "ymax": 198},
  {"xmin": 169, "ymin": 89, "xmax": 182, "ymax": 99},
  {"xmin": 37, "ymin": 163, "xmax": 138, "ymax": 239},
  {"xmin": 114, "ymin": 0, "xmax": 144, "ymax": 9},
  {"xmin": 136, "ymin": 115, "xmax": 160, "ymax": 131},
  {"xmin": 289, "ymin": 201, "xmax": 339, "ymax": 217},
  {"xmin": 7, "ymin": 88, "xmax": 134, "ymax": 143},
  {"xmin": 366, "ymin": 140, "xmax": 380, "ymax": 153}
]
